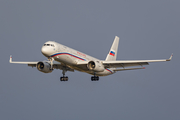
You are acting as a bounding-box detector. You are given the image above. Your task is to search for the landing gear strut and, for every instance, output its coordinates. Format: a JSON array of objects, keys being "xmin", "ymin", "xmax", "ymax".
[
  {"xmin": 60, "ymin": 68, "xmax": 68, "ymax": 81},
  {"xmin": 91, "ymin": 73, "xmax": 99, "ymax": 81},
  {"xmin": 48, "ymin": 57, "xmax": 54, "ymax": 70}
]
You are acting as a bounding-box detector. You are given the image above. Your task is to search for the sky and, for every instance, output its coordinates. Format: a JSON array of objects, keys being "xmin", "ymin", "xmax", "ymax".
[{"xmin": 0, "ymin": 0, "xmax": 180, "ymax": 120}]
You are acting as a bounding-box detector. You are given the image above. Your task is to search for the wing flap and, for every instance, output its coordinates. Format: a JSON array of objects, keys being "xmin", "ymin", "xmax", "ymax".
[
  {"xmin": 103, "ymin": 61, "xmax": 149, "ymax": 68},
  {"xmin": 114, "ymin": 67, "xmax": 145, "ymax": 71}
]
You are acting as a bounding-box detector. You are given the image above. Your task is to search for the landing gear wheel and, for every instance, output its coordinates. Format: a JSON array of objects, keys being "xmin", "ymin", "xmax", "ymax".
[
  {"xmin": 97, "ymin": 76, "xmax": 99, "ymax": 81},
  {"xmin": 91, "ymin": 76, "xmax": 99, "ymax": 81},
  {"xmin": 65, "ymin": 77, "xmax": 68, "ymax": 81},
  {"xmin": 60, "ymin": 76, "xmax": 68, "ymax": 81},
  {"xmin": 91, "ymin": 76, "xmax": 94, "ymax": 81}
]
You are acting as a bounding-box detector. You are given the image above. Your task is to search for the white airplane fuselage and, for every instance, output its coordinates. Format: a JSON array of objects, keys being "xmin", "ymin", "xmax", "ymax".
[{"xmin": 41, "ymin": 41, "xmax": 114, "ymax": 76}]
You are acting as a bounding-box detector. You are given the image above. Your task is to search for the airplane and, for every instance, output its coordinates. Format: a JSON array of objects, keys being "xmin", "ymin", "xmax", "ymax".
[{"xmin": 9, "ymin": 36, "xmax": 173, "ymax": 81}]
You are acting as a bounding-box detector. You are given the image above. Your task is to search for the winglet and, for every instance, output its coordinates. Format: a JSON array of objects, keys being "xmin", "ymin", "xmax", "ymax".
[
  {"xmin": 9, "ymin": 55, "xmax": 12, "ymax": 63},
  {"xmin": 166, "ymin": 53, "xmax": 173, "ymax": 61}
]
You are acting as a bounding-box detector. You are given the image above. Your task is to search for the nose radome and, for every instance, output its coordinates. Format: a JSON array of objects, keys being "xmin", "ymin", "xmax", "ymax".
[{"xmin": 41, "ymin": 46, "xmax": 49, "ymax": 56}]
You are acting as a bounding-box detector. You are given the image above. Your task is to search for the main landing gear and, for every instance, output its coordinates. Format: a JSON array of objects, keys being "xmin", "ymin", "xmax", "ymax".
[
  {"xmin": 60, "ymin": 68, "xmax": 68, "ymax": 81},
  {"xmin": 91, "ymin": 76, "xmax": 99, "ymax": 81},
  {"xmin": 48, "ymin": 57, "xmax": 68, "ymax": 81},
  {"xmin": 59, "ymin": 69, "xmax": 100, "ymax": 81},
  {"xmin": 91, "ymin": 73, "xmax": 99, "ymax": 81},
  {"xmin": 60, "ymin": 76, "xmax": 68, "ymax": 81}
]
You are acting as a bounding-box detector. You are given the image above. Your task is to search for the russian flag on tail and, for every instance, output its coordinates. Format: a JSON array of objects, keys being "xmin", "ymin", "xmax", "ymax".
[{"xmin": 109, "ymin": 51, "xmax": 115, "ymax": 56}]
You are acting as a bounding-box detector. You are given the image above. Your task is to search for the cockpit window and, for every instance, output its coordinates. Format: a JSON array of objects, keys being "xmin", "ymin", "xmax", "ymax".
[{"xmin": 44, "ymin": 44, "xmax": 55, "ymax": 47}]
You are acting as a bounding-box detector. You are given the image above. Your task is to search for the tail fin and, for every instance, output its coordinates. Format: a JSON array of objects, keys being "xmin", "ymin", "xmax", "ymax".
[{"xmin": 105, "ymin": 36, "xmax": 119, "ymax": 61}]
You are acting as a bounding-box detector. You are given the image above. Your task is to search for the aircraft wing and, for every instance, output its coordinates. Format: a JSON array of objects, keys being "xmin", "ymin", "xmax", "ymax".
[
  {"xmin": 9, "ymin": 56, "xmax": 74, "ymax": 71},
  {"xmin": 9, "ymin": 56, "xmax": 38, "ymax": 67},
  {"xmin": 76, "ymin": 54, "xmax": 173, "ymax": 69},
  {"xmin": 102, "ymin": 54, "xmax": 173, "ymax": 68}
]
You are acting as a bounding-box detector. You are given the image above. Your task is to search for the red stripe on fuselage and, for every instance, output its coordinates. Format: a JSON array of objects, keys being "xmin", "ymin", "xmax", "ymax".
[
  {"xmin": 106, "ymin": 69, "xmax": 113, "ymax": 73},
  {"xmin": 51, "ymin": 53, "xmax": 86, "ymax": 61}
]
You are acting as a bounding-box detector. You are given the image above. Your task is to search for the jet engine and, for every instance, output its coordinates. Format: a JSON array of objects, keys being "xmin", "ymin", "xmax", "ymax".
[
  {"xmin": 87, "ymin": 61, "xmax": 105, "ymax": 72},
  {"xmin": 37, "ymin": 62, "xmax": 53, "ymax": 73}
]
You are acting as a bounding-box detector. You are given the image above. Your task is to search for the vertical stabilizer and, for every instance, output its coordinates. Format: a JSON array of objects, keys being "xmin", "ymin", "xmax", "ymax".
[{"xmin": 105, "ymin": 36, "xmax": 119, "ymax": 61}]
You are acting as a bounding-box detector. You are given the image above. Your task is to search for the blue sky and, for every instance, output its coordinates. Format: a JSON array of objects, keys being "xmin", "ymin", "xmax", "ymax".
[{"xmin": 1, "ymin": 0, "xmax": 180, "ymax": 120}]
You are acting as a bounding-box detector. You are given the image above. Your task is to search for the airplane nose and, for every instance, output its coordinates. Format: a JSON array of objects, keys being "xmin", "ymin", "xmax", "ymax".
[{"xmin": 41, "ymin": 47, "xmax": 49, "ymax": 56}]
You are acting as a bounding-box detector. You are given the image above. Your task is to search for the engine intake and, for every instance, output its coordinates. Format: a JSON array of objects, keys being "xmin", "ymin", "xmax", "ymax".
[
  {"xmin": 87, "ymin": 61, "xmax": 105, "ymax": 72},
  {"xmin": 37, "ymin": 62, "xmax": 53, "ymax": 73}
]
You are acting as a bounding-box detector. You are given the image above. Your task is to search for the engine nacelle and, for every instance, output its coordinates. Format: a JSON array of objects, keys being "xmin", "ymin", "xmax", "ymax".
[
  {"xmin": 87, "ymin": 61, "xmax": 105, "ymax": 72},
  {"xmin": 37, "ymin": 62, "xmax": 53, "ymax": 73}
]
